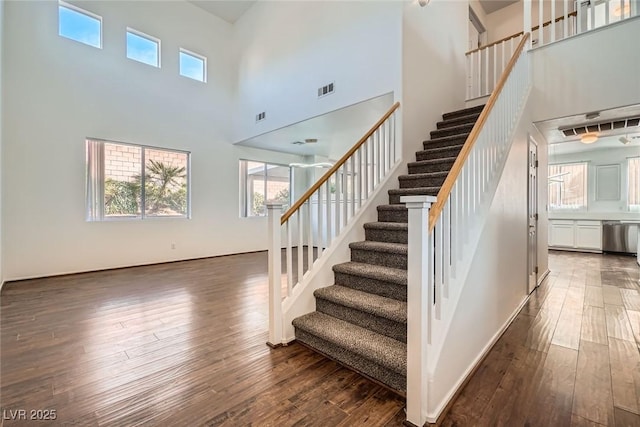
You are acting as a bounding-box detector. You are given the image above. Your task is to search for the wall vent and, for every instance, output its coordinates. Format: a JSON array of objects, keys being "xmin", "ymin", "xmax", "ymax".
[
  {"xmin": 256, "ymin": 112, "xmax": 266, "ymax": 122},
  {"xmin": 317, "ymin": 82, "xmax": 335, "ymax": 98},
  {"xmin": 560, "ymin": 116, "xmax": 640, "ymax": 137}
]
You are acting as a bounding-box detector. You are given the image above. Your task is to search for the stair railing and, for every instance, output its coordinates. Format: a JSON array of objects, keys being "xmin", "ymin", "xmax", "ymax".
[
  {"xmin": 266, "ymin": 102, "xmax": 400, "ymax": 347},
  {"xmin": 403, "ymin": 34, "xmax": 531, "ymax": 426},
  {"xmin": 468, "ymin": 0, "xmax": 638, "ymax": 101}
]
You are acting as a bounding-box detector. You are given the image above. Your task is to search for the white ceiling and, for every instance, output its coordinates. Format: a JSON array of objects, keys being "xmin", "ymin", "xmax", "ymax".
[
  {"xmin": 479, "ymin": 0, "xmax": 520, "ymax": 14},
  {"xmin": 234, "ymin": 93, "xmax": 395, "ymax": 158},
  {"xmin": 535, "ymin": 104, "xmax": 640, "ymax": 157},
  {"xmin": 188, "ymin": 1, "xmax": 256, "ymax": 24}
]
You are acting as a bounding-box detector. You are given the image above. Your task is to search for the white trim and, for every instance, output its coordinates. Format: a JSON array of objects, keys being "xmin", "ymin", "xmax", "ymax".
[
  {"xmin": 58, "ymin": 1, "xmax": 103, "ymax": 49},
  {"xmin": 179, "ymin": 48, "xmax": 207, "ymax": 83},
  {"xmin": 126, "ymin": 27, "xmax": 161, "ymax": 68},
  {"xmin": 537, "ymin": 268, "xmax": 551, "ymax": 286}
]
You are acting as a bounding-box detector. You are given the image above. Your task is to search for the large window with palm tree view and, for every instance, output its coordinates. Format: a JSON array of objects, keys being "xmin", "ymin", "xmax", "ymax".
[{"xmin": 86, "ymin": 139, "xmax": 190, "ymax": 221}]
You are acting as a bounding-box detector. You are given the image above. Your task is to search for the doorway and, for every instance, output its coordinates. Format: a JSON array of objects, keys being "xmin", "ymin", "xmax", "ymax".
[{"xmin": 528, "ymin": 136, "xmax": 539, "ymax": 293}]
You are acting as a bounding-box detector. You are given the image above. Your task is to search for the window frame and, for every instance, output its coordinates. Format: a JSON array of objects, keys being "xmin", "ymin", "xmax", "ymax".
[
  {"xmin": 179, "ymin": 48, "xmax": 207, "ymax": 83},
  {"xmin": 239, "ymin": 160, "xmax": 292, "ymax": 218},
  {"xmin": 58, "ymin": 1, "xmax": 103, "ymax": 49},
  {"xmin": 628, "ymin": 156, "xmax": 640, "ymax": 212},
  {"xmin": 86, "ymin": 138, "xmax": 191, "ymax": 221},
  {"xmin": 548, "ymin": 161, "xmax": 589, "ymax": 211},
  {"xmin": 126, "ymin": 27, "xmax": 161, "ymax": 68}
]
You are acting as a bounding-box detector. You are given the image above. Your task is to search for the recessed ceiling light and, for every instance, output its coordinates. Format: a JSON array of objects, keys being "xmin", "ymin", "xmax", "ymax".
[{"xmin": 585, "ymin": 111, "xmax": 600, "ymax": 120}]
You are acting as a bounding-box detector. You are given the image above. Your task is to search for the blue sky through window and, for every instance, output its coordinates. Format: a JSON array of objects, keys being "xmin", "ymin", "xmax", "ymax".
[
  {"xmin": 127, "ymin": 31, "xmax": 159, "ymax": 67},
  {"xmin": 58, "ymin": 4, "xmax": 101, "ymax": 48},
  {"xmin": 180, "ymin": 51, "xmax": 205, "ymax": 82}
]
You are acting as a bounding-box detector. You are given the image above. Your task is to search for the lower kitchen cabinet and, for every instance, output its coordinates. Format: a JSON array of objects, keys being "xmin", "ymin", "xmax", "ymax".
[{"xmin": 549, "ymin": 220, "xmax": 602, "ymax": 252}]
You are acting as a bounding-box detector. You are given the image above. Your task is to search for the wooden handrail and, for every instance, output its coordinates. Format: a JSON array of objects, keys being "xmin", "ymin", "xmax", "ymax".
[
  {"xmin": 429, "ymin": 33, "xmax": 530, "ymax": 231},
  {"xmin": 280, "ymin": 102, "xmax": 400, "ymax": 225},
  {"xmin": 466, "ymin": 11, "xmax": 576, "ymax": 55}
]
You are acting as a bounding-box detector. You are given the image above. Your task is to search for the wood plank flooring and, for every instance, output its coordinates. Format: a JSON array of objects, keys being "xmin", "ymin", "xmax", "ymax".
[
  {"xmin": 1, "ymin": 250, "xmax": 639, "ymax": 426},
  {"xmin": 443, "ymin": 251, "xmax": 640, "ymax": 426}
]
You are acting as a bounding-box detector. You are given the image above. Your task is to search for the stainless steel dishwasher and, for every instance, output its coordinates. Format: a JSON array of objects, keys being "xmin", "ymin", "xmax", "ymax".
[{"xmin": 602, "ymin": 221, "xmax": 638, "ymax": 255}]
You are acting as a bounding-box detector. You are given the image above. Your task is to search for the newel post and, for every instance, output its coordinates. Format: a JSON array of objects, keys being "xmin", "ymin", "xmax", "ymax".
[
  {"xmin": 401, "ymin": 195, "xmax": 436, "ymax": 427},
  {"xmin": 266, "ymin": 202, "xmax": 283, "ymax": 348}
]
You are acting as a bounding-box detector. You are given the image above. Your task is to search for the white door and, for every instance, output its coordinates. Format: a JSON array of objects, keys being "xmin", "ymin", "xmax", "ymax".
[{"xmin": 528, "ymin": 138, "xmax": 538, "ymax": 294}]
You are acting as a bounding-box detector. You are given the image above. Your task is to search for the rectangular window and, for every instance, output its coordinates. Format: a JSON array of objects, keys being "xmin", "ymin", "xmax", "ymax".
[
  {"xmin": 179, "ymin": 49, "xmax": 206, "ymax": 82},
  {"xmin": 126, "ymin": 29, "xmax": 160, "ymax": 67},
  {"xmin": 58, "ymin": 1, "xmax": 102, "ymax": 48},
  {"xmin": 86, "ymin": 139, "xmax": 190, "ymax": 221},
  {"xmin": 239, "ymin": 160, "xmax": 291, "ymax": 217},
  {"xmin": 629, "ymin": 157, "xmax": 640, "ymax": 211},
  {"xmin": 548, "ymin": 162, "xmax": 588, "ymax": 210}
]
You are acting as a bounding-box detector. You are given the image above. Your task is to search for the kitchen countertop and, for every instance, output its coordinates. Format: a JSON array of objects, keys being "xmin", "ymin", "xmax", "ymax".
[{"xmin": 549, "ymin": 212, "xmax": 640, "ymax": 221}]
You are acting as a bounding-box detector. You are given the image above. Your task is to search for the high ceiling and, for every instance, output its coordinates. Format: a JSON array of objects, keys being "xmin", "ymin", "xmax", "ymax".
[
  {"xmin": 479, "ymin": 0, "xmax": 520, "ymax": 14},
  {"xmin": 188, "ymin": 1, "xmax": 257, "ymax": 24}
]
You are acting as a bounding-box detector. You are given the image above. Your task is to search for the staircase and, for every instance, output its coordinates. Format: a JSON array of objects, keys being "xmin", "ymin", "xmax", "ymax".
[{"xmin": 292, "ymin": 104, "xmax": 485, "ymax": 394}]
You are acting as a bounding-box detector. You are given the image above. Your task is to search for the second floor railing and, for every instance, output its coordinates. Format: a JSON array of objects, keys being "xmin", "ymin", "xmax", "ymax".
[{"xmin": 467, "ymin": 0, "xmax": 637, "ymax": 100}]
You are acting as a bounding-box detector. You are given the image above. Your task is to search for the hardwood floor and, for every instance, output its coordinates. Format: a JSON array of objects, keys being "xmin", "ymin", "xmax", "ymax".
[
  {"xmin": 443, "ymin": 251, "xmax": 640, "ymax": 427},
  {"xmin": 1, "ymin": 251, "xmax": 639, "ymax": 426}
]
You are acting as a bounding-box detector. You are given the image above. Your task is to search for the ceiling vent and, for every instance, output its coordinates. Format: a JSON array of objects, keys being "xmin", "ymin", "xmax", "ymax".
[
  {"xmin": 256, "ymin": 112, "xmax": 266, "ymax": 122},
  {"xmin": 560, "ymin": 116, "xmax": 640, "ymax": 137},
  {"xmin": 317, "ymin": 82, "xmax": 335, "ymax": 98}
]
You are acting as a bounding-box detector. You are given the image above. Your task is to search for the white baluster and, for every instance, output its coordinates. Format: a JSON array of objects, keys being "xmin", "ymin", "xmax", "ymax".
[
  {"xmin": 539, "ymin": 0, "xmax": 544, "ymax": 46},
  {"xmin": 307, "ymin": 201, "xmax": 313, "ymax": 272},
  {"xmin": 484, "ymin": 47, "xmax": 489, "ymax": 95},
  {"xmin": 493, "ymin": 44, "xmax": 498, "ymax": 92},
  {"xmin": 443, "ymin": 200, "xmax": 451, "ymax": 298},
  {"xmin": 564, "ymin": 0, "xmax": 569, "ymax": 37},
  {"xmin": 286, "ymin": 220, "xmax": 293, "ymax": 295},
  {"xmin": 551, "ymin": 0, "xmax": 556, "ymax": 42},
  {"xmin": 325, "ymin": 182, "xmax": 332, "ymax": 247},
  {"xmin": 297, "ymin": 209, "xmax": 304, "ymax": 284},
  {"xmin": 356, "ymin": 149, "xmax": 362, "ymax": 209},
  {"xmin": 476, "ymin": 51, "xmax": 481, "ymax": 98},
  {"xmin": 267, "ymin": 202, "xmax": 284, "ymax": 348},
  {"xmin": 350, "ymin": 155, "xmax": 356, "ymax": 219},
  {"xmin": 317, "ymin": 187, "xmax": 323, "ymax": 253},
  {"xmin": 435, "ymin": 214, "xmax": 443, "ymax": 320}
]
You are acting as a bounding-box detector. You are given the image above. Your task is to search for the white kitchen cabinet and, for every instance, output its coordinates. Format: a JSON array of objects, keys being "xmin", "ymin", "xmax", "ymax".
[
  {"xmin": 550, "ymin": 220, "xmax": 575, "ymax": 248},
  {"xmin": 549, "ymin": 220, "xmax": 602, "ymax": 252},
  {"xmin": 576, "ymin": 221, "xmax": 603, "ymax": 250}
]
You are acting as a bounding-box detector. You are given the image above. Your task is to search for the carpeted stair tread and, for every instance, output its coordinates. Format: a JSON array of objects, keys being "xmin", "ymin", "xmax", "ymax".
[
  {"xmin": 431, "ymin": 123, "xmax": 475, "ymax": 139},
  {"xmin": 292, "ymin": 312, "xmax": 407, "ymax": 375},
  {"xmin": 363, "ymin": 222, "xmax": 408, "ymax": 231},
  {"xmin": 333, "ymin": 262, "xmax": 407, "ymax": 286},
  {"xmin": 408, "ymin": 156, "xmax": 458, "ymax": 167},
  {"xmin": 400, "ymin": 170, "xmax": 448, "ymax": 180},
  {"xmin": 315, "ymin": 285, "xmax": 407, "ymax": 323},
  {"xmin": 422, "ymin": 134, "xmax": 469, "ymax": 150},
  {"xmin": 442, "ymin": 104, "xmax": 485, "ymax": 120},
  {"xmin": 437, "ymin": 112, "xmax": 481, "ymax": 129},
  {"xmin": 349, "ymin": 240, "xmax": 407, "ymax": 254},
  {"xmin": 419, "ymin": 143, "xmax": 465, "ymax": 154}
]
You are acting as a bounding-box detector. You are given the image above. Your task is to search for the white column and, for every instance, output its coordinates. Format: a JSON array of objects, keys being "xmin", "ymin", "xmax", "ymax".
[
  {"xmin": 267, "ymin": 202, "xmax": 284, "ymax": 348},
  {"xmin": 524, "ymin": 0, "xmax": 532, "ymax": 49},
  {"xmin": 401, "ymin": 195, "xmax": 436, "ymax": 427}
]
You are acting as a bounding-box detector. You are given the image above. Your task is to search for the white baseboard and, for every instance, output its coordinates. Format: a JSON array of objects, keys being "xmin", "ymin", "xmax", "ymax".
[{"xmin": 537, "ymin": 268, "xmax": 550, "ymax": 286}]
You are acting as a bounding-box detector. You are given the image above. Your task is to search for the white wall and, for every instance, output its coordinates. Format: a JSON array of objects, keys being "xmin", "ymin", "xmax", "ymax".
[
  {"xmin": 549, "ymin": 146, "xmax": 640, "ymax": 215},
  {"xmin": 2, "ymin": 1, "xmax": 304, "ymax": 280},
  {"xmin": 484, "ymin": 0, "xmax": 571, "ymax": 44},
  {"xmin": 531, "ymin": 17, "xmax": 640, "ymax": 122},
  {"xmin": 0, "ymin": 0, "xmax": 4, "ymax": 285},
  {"xmin": 429, "ymin": 100, "xmax": 543, "ymax": 415},
  {"xmin": 232, "ymin": 1, "xmax": 403, "ymax": 143},
  {"xmin": 402, "ymin": 0, "xmax": 468, "ymax": 158}
]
